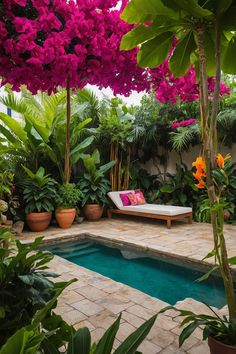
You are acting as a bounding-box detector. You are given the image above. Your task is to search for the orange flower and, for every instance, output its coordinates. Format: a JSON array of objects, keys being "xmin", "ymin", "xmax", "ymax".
[
  {"xmin": 192, "ymin": 156, "xmax": 206, "ymax": 189},
  {"xmin": 195, "ymin": 180, "xmax": 206, "ymax": 189},
  {"xmin": 216, "ymin": 153, "xmax": 230, "ymax": 169},
  {"xmin": 192, "ymin": 156, "xmax": 206, "ymax": 172}
]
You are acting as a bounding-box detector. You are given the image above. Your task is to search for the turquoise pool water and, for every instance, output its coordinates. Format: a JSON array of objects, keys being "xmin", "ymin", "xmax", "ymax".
[{"xmin": 46, "ymin": 240, "xmax": 226, "ymax": 307}]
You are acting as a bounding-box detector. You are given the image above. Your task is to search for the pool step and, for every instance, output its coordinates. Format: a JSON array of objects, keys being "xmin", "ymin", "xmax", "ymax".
[
  {"xmin": 59, "ymin": 247, "xmax": 100, "ymax": 259},
  {"xmin": 50, "ymin": 241, "xmax": 94, "ymax": 255}
]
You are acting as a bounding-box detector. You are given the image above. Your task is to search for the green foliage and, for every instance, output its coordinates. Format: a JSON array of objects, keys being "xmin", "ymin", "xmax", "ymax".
[
  {"xmin": 79, "ymin": 150, "xmax": 116, "ymax": 206},
  {"xmin": 56, "ymin": 183, "xmax": 81, "ymax": 209},
  {"xmin": 159, "ymin": 164, "xmax": 198, "ymax": 207},
  {"xmin": 0, "ymin": 89, "xmax": 95, "ymax": 182},
  {"xmin": 97, "ymin": 98, "xmax": 136, "ymax": 147},
  {"xmin": 0, "ymin": 236, "xmax": 74, "ymax": 346},
  {"xmin": 121, "ymin": 0, "xmax": 236, "ymax": 77},
  {"xmin": 0, "ymin": 312, "xmax": 156, "ymax": 354},
  {"xmin": 159, "ymin": 304, "xmax": 236, "ymax": 346},
  {"xmin": 0, "ymin": 169, "xmax": 13, "ymax": 200},
  {"xmin": 22, "ymin": 167, "xmax": 57, "ymax": 213}
]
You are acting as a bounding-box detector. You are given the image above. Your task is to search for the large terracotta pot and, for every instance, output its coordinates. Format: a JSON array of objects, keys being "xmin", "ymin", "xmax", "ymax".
[
  {"xmin": 83, "ymin": 204, "xmax": 103, "ymax": 221},
  {"xmin": 55, "ymin": 208, "xmax": 76, "ymax": 229},
  {"xmin": 208, "ymin": 336, "xmax": 236, "ymax": 354},
  {"xmin": 26, "ymin": 212, "xmax": 52, "ymax": 232}
]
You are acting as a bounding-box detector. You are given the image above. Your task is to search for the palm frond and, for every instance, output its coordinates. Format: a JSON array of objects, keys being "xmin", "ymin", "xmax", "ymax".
[
  {"xmin": 0, "ymin": 93, "xmax": 28, "ymax": 115},
  {"xmin": 170, "ymin": 124, "xmax": 201, "ymax": 152}
]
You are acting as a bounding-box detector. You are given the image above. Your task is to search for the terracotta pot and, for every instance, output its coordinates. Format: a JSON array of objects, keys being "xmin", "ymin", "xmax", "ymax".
[
  {"xmin": 26, "ymin": 212, "xmax": 52, "ymax": 232},
  {"xmin": 55, "ymin": 208, "xmax": 76, "ymax": 229},
  {"xmin": 208, "ymin": 336, "xmax": 236, "ymax": 354},
  {"xmin": 83, "ymin": 204, "xmax": 103, "ymax": 221}
]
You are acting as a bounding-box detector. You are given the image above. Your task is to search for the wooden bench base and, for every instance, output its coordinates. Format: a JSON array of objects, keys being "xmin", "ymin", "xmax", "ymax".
[{"xmin": 107, "ymin": 209, "xmax": 192, "ymax": 229}]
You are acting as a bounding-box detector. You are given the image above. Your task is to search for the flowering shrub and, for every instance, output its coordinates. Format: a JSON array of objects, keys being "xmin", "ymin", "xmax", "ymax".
[
  {"xmin": 171, "ymin": 118, "xmax": 198, "ymax": 129},
  {"xmin": 192, "ymin": 153, "xmax": 231, "ymax": 189},
  {"xmin": 0, "ymin": 0, "xmax": 148, "ymax": 95}
]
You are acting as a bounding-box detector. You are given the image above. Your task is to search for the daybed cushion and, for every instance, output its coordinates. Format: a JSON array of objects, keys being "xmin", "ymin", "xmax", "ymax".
[
  {"xmin": 119, "ymin": 204, "xmax": 192, "ymax": 216},
  {"xmin": 108, "ymin": 191, "xmax": 135, "ymax": 209},
  {"xmin": 108, "ymin": 191, "xmax": 192, "ymax": 216}
]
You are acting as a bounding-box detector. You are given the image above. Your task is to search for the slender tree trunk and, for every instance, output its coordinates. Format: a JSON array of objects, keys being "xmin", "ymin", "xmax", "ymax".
[
  {"xmin": 196, "ymin": 24, "xmax": 236, "ymax": 321},
  {"xmin": 64, "ymin": 77, "xmax": 71, "ymax": 184}
]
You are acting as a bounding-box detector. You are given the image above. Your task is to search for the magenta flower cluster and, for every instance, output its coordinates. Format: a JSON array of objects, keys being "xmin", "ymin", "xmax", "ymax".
[
  {"xmin": 171, "ymin": 118, "xmax": 198, "ymax": 129},
  {"xmin": 149, "ymin": 43, "xmax": 229, "ymax": 103},
  {"xmin": 0, "ymin": 0, "xmax": 230, "ymax": 101},
  {"xmin": 0, "ymin": 0, "xmax": 148, "ymax": 95}
]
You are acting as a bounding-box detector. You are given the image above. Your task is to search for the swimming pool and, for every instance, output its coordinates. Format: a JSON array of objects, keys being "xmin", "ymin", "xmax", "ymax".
[{"xmin": 46, "ymin": 239, "xmax": 226, "ymax": 307}]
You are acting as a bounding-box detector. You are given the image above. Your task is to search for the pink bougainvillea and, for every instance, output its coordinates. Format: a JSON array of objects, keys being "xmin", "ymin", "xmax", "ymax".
[
  {"xmin": 171, "ymin": 118, "xmax": 198, "ymax": 129},
  {"xmin": 0, "ymin": 0, "xmax": 229, "ymax": 101},
  {"xmin": 150, "ymin": 62, "xmax": 229, "ymax": 104},
  {"xmin": 0, "ymin": 0, "xmax": 148, "ymax": 95}
]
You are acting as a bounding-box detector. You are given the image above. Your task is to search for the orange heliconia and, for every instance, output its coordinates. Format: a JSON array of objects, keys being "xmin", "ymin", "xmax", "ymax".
[
  {"xmin": 192, "ymin": 156, "xmax": 206, "ymax": 189},
  {"xmin": 216, "ymin": 153, "xmax": 230, "ymax": 169}
]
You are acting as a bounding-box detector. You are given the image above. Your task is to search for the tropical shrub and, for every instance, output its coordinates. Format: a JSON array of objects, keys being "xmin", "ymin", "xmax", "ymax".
[
  {"xmin": 56, "ymin": 183, "xmax": 81, "ymax": 209},
  {"xmin": 79, "ymin": 150, "xmax": 116, "ymax": 206},
  {"xmin": 0, "ymin": 90, "xmax": 95, "ymax": 182},
  {"xmin": 0, "ymin": 234, "xmax": 73, "ymax": 347},
  {"xmin": 158, "ymin": 164, "xmax": 198, "ymax": 207},
  {"xmin": 22, "ymin": 167, "xmax": 57, "ymax": 214}
]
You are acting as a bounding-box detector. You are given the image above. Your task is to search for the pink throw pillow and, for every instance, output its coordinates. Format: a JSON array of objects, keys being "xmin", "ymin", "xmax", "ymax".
[
  {"xmin": 128, "ymin": 193, "xmax": 139, "ymax": 206},
  {"xmin": 120, "ymin": 192, "xmax": 133, "ymax": 206},
  {"xmin": 134, "ymin": 190, "xmax": 146, "ymax": 205}
]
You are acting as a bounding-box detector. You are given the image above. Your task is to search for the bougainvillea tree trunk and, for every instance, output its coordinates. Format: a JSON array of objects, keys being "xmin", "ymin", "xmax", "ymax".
[{"xmin": 64, "ymin": 78, "xmax": 71, "ymax": 184}]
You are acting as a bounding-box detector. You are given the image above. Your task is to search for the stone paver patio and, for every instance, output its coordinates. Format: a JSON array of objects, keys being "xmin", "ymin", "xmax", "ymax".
[{"xmin": 20, "ymin": 217, "xmax": 236, "ymax": 353}]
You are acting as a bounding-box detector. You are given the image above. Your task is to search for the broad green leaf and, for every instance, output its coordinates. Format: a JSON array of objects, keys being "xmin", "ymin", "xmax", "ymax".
[
  {"xmin": 68, "ymin": 328, "xmax": 91, "ymax": 354},
  {"xmin": 228, "ymin": 256, "xmax": 236, "ymax": 265},
  {"xmin": 126, "ymin": 0, "xmax": 178, "ymax": 18},
  {"xmin": 0, "ymin": 125, "xmax": 20, "ymax": 145},
  {"xmin": 204, "ymin": 31, "xmax": 216, "ymax": 77},
  {"xmin": 114, "ymin": 315, "xmax": 157, "ymax": 354},
  {"xmin": 202, "ymin": 249, "xmax": 216, "ymax": 261},
  {"xmin": 121, "ymin": 22, "xmax": 177, "ymax": 50},
  {"xmin": 32, "ymin": 279, "xmax": 76, "ymax": 324},
  {"xmin": 0, "ymin": 113, "xmax": 28, "ymax": 143},
  {"xmin": 121, "ymin": 1, "xmax": 157, "ymax": 23},
  {"xmin": 0, "ymin": 325, "xmax": 43, "ymax": 354},
  {"xmin": 222, "ymin": 36, "xmax": 236, "ymax": 74},
  {"xmin": 165, "ymin": 0, "xmax": 212, "ymax": 18},
  {"xmin": 170, "ymin": 31, "xmax": 196, "ymax": 77},
  {"xmin": 94, "ymin": 314, "xmax": 121, "ymax": 354},
  {"xmin": 24, "ymin": 113, "xmax": 49, "ymax": 143},
  {"xmin": 221, "ymin": 6, "xmax": 236, "ymax": 30},
  {"xmin": 70, "ymin": 136, "xmax": 95, "ymax": 164},
  {"xmin": 160, "ymin": 185, "xmax": 175, "ymax": 193},
  {"xmin": 98, "ymin": 160, "xmax": 117, "ymax": 175},
  {"xmin": 196, "ymin": 266, "xmax": 219, "ymax": 282},
  {"xmin": 138, "ymin": 32, "xmax": 174, "ymax": 68}
]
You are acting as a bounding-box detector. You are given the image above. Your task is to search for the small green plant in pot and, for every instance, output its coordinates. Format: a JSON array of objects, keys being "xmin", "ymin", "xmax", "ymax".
[
  {"xmin": 55, "ymin": 183, "xmax": 81, "ymax": 228},
  {"xmin": 22, "ymin": 167, "xmax": 57, "ymax": 232},
  {"xmin": 79, "ymin": 150, "xmax": 116, "ymax": 221}
]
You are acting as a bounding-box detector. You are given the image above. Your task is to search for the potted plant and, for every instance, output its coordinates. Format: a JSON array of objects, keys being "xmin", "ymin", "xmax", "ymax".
[
  {"xmin": 22, "ymin": 166, "xmax": 57, "ymax": 232},
  {"xmin": 55, "ymin": 183, "xmax": 81, "ymax": 228},
  {"xmin": 79, "ymin": 150, "xmax": 116, "ymax": 221}
]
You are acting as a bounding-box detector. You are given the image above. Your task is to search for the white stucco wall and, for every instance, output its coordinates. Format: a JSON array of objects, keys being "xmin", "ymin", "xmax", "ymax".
[{"xmin": 142, "ymin": 144, "xmax": 236, "ymax": 175}]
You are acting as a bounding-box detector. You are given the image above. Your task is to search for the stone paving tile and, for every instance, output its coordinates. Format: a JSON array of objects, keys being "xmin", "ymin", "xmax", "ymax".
[
  {"xmin": 75, "ymin": 285, "xmax": 107, "ymax": 301},
  {"xmin": 71, "ymin": 298, "xmax": 104, "ymax": 316},
  {"xmin": 95, "ymin": 294, "xmax": 134, "ymax": 314},
  {"xmin": 61, "ymin": 309, "xmax": 87, "ymax": 325},
  {"xmin": 88, "ymin": 309, "xmax": 118, "ymax": 329},
  {"xmin": 19, "ymin": 219, "xmax": 236, "ymax": 353}
]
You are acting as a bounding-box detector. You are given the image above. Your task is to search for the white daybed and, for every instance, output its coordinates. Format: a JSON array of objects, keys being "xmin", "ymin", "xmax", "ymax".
[{"xmin": 107, "ymin": 190, "xmax": 192, "ymax": 229}]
